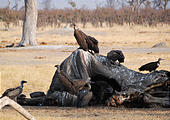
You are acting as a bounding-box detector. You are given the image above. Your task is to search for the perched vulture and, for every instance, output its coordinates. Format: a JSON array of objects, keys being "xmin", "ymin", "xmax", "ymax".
[
  {"xmin": 73, "ymin": 24, "xmax": 99, "ymax": 54},
  {"xmin": 0, "ymin": 80, "xmax": 27, "ymax": 101},
  {"xmin": 107, "ymin": 50, "xmax": 125, "ymax": 64},
  {"xmin": 139, "ymin": 58, "xmax": 164, "ymax": 72}
]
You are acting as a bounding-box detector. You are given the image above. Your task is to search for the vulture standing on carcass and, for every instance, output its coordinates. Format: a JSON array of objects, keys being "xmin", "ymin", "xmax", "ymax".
[
  {"xmin": 107, "ymin": 50, "xmax": 125, "ymax": 64},
  {"xmin": 73, "ymin": 24, "xmax": 99, "ymax": 54},
  {"xmin": 0, "ymin": 80, "xmax": 27, "ymax": 101},
  {"xmin": 139, "ymin": 58, "xmax": 164, "ymax": 72}
]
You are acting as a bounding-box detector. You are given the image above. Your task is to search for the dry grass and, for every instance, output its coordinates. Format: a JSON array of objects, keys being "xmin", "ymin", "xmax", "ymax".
[
  {"xmin": 0, "ymin": 23, "xmax": 170, "ymax": 48},
  {"xmin": 0, "ymin": 65, "xmax": 54, "ymax": 96},
  {"xmin": 0, "ymin": 23, "xmax": 170, "ymax": 120}
]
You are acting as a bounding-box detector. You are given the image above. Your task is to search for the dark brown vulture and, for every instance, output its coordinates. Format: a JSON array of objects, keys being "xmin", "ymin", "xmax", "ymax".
[
  {"xmin": 107, "ymin": 50, "xmax": 125, "ymax": 64},
  {"xmin": 139, "ymin": 58, "xmax": 164, "ymax": 72},
  {"xmin": 5, "ymin": 43, "xmax": 15, "ymax": 48},
  {"xmin": 73, "ymin": 24, "xmax": 99, "ymax": 54},
  {"xmin": 0, "ymin": 80, "xmax": 27, "ymax": 101}
]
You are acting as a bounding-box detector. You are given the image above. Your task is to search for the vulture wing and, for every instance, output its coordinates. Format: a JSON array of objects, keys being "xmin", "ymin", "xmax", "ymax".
[
  {"xmin": 7, "ymin": 87, "xmax": 21, "ymax": 98},
  {"xmin": 74, "ymin": 29, "xmax": 88, "ymax": 51},
  {"xmin": 139, "ymin": 62, "xmax": 157, "ymax": 71},
  {"xmin": 1, "ymin": 88, "xmax": 16, "ymax": 97},
  {"xmin": 85, "ymin": 36, "xmax": 99, "ymax": 53},
  {"xmin": 1, "ymin": 87, "xmax": 21, "ymax": 99},
  {"xmin": 87, "ymin": 36, "xmax": 98, "ymax": 44}
]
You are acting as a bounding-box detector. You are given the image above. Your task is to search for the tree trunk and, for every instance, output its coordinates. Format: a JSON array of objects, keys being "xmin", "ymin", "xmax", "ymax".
[{"xmin": 18, "ymin": 0, "xmax": 37, "ymax": 46}]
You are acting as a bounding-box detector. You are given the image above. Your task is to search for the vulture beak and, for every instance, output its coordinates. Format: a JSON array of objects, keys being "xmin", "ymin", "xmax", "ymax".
[
  {"xmin": 22, "ymin": 80, "xmax": 27, "ymax": 83},
  {"xmin": 54, "ymin": 65, "xmax": 59, "ymax": 68},
  {"xmin": 158, "ymin": 58, "xmax": 164, "ymax": 62}
]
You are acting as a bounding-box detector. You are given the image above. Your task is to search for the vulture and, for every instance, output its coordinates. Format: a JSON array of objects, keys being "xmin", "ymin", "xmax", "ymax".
[
  {"xmin": 5, "ymin": 43, "xmax": 15, "ymax": 48},
  {"xmin": 139, "ymin": 58, "xmax": 164, "ymax": 72},
  {"xmin": 77, "ymin": 83, "xmax": 93, "ymax": 107},
  {"xmin": 0, "ymin": 80, "xmax": 27, "ymax": 101},
  {"xmin": 107, "ymin": 50, "xmax": 125, "ymax": 64},
  {"xmin": 73, "ymin": 24, "xmax": 99, "ymax": 54}
]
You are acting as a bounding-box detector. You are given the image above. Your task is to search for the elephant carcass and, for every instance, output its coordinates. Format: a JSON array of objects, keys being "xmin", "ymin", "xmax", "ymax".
[{"xmin": 47, "ymin": 49, "xmax": 170, "ymax": 107}]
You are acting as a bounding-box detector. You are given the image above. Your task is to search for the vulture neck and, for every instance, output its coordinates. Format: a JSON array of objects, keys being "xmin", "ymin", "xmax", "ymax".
[
  {"xmin": 20, "ymin": 82, "xmax": 24, "ymax": 88},
  {"xmin": 73, "ymin": 25, "xmax": 76, "ymax": 30},
  {"xmin": 157, "ymin": 59, "xmax": 161, "ymax": 64}
]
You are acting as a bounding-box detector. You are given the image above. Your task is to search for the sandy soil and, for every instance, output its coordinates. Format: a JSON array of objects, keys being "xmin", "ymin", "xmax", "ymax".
[
  {"xmin": 0, "ymin": 24, "xmax": 170, "ymax": 120},
  {"xmin": 1, "ymin": 106, "xmax": 170, "ymax": 120}
]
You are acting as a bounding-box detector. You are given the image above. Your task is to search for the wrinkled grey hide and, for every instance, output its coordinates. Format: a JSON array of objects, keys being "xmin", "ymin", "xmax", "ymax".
[
  {"xmin": 48, "ymin": 49, "xmax": 93, "ymax": 94},
  {"xmin": 47, "ymin": 49, "xmax": 169, "ymax": 107}
]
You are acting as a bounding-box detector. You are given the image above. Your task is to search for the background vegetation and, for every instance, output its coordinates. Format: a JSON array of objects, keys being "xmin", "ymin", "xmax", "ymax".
[{"xmin": 0, "ymin": 0, "xmax": 170, "ymax": 30}]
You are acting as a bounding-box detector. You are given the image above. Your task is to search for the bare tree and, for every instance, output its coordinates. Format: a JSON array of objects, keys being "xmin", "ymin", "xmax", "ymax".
[
  {"xmin": 127, "ymin": 0, "xmax": 147, "ymax": 11},
  {"xmin": 106, "ymin": 0, "xmax": 117, "ymax": 8},
  {"xmin": 67, "ymin": 0, "xmax": 76, "ymax": 8},
  {"xmin": 42, "ymin": 0, "xmax": 52, "ymax": 10},
  {"xmin": 143, "ymin": 0, "xmax": 152, "ymax": 8},
  {"xmin": 17, "ymin": 0, "xmax": 37, "ymax": 47},
  {"xmin": 153, "ymin": 0, "xmax": 170, "ymax": 10}
]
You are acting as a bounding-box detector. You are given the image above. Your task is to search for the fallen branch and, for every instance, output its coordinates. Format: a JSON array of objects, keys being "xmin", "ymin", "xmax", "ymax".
[{"xmin": 0, "ymin": 96, "xmax": 36, "ymax": 120}]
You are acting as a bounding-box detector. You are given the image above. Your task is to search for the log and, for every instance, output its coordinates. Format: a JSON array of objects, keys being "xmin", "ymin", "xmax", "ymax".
[{"xmin": 0, "ymin": 96, "xmax": 36, "ymax": 120}]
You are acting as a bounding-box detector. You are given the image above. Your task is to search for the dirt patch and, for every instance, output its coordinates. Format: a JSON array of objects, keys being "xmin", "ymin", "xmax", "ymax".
[{"xmin": 0, "ymin": 106, "xmax": 170, "ymax": 120}]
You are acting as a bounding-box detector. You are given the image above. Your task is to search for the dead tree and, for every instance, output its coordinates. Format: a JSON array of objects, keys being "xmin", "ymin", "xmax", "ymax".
[
  {"xmin": 42, "ymin": 0, "xmax": 52, "ymax": 10},
  {"xmin": 17, "ymin": 0, "xmax": 37, "ymax": 47},
  {"xmin": 153, "ymin": 0, "xmax": 170, "ymax": 10},
  {"xmin": 127, "ymin": 0, "xmax": 147, "ymax": 11},
  {"xmin": 0, "ymin": 96, "xmax": 36, "ymax": 120},
  {"xmin": 106, "ymin": 0, "xmax": 117, "ymax": 8}
]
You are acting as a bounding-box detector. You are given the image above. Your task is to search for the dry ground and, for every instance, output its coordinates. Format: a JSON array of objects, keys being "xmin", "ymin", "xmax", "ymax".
[
  {"xmin": 1, "ymin": 106, "xmax": 170, "ymax": 120},
  {"xmin": 0, "ymin": 23, "xmax": 170, "ymax": 120}
]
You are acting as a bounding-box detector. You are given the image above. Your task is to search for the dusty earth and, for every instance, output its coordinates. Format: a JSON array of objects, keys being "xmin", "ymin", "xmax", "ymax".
[
  {"xmin": 0, "ymin": 24, "xmax": 170, "ymax": 120},
  {"xmin": 1, "ymin": 106, "xmax": 170, "ymax": 120}
]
